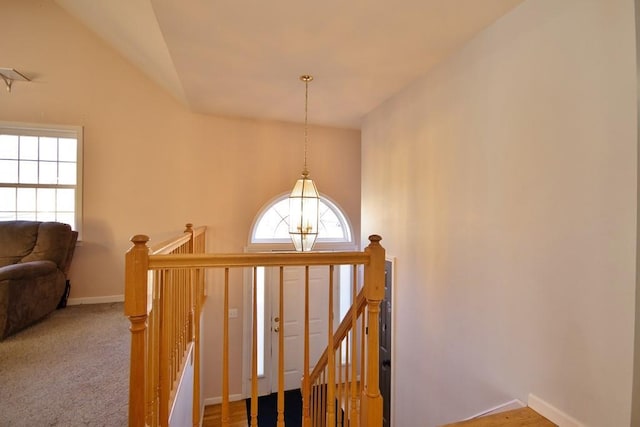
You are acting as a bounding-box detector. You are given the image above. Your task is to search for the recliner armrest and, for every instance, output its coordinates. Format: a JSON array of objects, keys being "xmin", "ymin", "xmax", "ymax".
[
  {"xmin": 0, "ymin": 260, "xmax": 58, "ymax": 281},
  {"xmin": 21, "ymin": 222, "xmax": 73, "ymax": 269}
]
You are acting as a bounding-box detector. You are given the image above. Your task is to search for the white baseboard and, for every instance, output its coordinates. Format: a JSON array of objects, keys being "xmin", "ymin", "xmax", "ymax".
[
  {"xmin": 464, "ymin": 399, "xmax": 526, "ymax": 420},
  {"xmin": 528, "ymin": 394, "xmax": 584, "ymax": 427},
  {"xmin": 67, "ymin": 294, "xmax": 124, "ymax": 305},
  {"xmin": 204, "ymin": 394, "xmax": 245, "ymax": 406}
]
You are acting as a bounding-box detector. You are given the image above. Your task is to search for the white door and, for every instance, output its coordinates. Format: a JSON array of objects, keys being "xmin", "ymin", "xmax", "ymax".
[{"xmin": 267, "ymin": 265, "xmax": 334, "ymax": 392}]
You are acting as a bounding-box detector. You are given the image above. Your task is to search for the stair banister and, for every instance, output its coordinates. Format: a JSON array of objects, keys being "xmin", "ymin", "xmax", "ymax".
[
  {"xmin": 126, "ymin": 226, "xmax": 385, "ymax": 426},
  {"xmin": 124, "ymin": 234, "xmax": 151, "ymax": 427},
  {"xmin": 361, "ymin": 234, "xmax": 385, "ymax": 426}
]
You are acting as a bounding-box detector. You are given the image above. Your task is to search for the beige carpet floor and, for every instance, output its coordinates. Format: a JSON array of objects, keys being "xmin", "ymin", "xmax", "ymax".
[{"xmin": 0, "ymin": 302, "xmax": 129, "ymax": 427}]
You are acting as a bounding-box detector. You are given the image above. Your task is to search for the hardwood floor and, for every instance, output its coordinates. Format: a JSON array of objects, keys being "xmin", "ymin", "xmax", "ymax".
[
  {"xmin": 202, "ymin": 400, "xmax": 555, "ymax": 427},
  {"xmin": 202, "ymin": 400, "xmax": 248, "ymax": 427},
  {"xmin": 441, "ymin": 407, "xmax": 557, "ymax": 427}
]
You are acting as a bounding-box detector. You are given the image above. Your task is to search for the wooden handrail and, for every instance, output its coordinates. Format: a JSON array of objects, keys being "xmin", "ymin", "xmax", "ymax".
[
  {"xmin": 149, "ymin": 234, "xmax": 191, "ymax": 255},
  {"xmin": 148, "ymin": 225, "xmax": 207, "ymax": 255},
  {"xmin": 308, "ymin": 288, "xmax": 367, "ymax": 382},
  {"xmin": 147, "ymin": 251, "xmax": 370, "ymax": 269}
]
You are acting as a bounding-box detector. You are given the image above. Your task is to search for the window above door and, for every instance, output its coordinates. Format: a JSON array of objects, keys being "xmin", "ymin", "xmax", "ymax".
[{"xmin": 250, "ymin": 194, "xmax": 353, "ymax": 249}]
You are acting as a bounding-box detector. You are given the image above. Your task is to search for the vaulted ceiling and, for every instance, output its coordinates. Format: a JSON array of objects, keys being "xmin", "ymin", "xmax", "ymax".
[{"xmin": 54, "ymin": 0, "xmax": 523, "ymax": 129}]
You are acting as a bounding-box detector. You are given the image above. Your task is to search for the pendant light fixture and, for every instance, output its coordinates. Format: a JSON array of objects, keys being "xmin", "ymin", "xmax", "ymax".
[{"xmin": 289, "ymin": 75, "xmax": 320, "ymax": 252}]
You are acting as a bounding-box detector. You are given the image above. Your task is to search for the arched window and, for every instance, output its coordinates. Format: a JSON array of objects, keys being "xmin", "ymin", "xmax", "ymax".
[{"xmin": 250, "ymin": 193, "xmax": 353, "ymax": 247}]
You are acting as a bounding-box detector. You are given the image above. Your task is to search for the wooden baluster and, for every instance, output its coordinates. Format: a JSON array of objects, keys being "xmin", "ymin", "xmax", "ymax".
[
  {"xmin": 181, "ymin": 268, "xmax": 185, "ymax": 359},
  {"xmin": 191, "ymin": 225, "xmax": 204, "ymax": 427},
  {"xmin": 301, "ymin": 372, "xmax": 313, "ymax": 427},
  {"xmin": 172, "ymin": 270, "xmax": 177, "ymax": 385},
  {"xmin": 175, "ymin": 268, "xmax": 179, "ymax": 377},
  {"xmin": 172, "ymin": 270, "xmax": 177, "ymax": 383},
  {"xmin": 311, "ymin": 381, "xmax": 315, "ymax": 427},
  {"xmin": 360, "ymin": 300, "xmax": 365, "ymax": 414},
  {"xmin": 318, "ymin": 371, "xmax": 322, "ymax": 427},
  {"xmin": 312, "ymin": 380, "xmax": 317, "ymax": 427},
  {"xmin": 168, "ymin": 271, "xmax": 173, "ymax": 391},
  {"xmin": 191, "ymin": 265, "xmax": 200, "ymax": 427},
  {"xmin": 179, "ymin": 269, "xmax": 183, "ymax": 373},
  {"xmin": 361, "ymin": 235, "xmax": 385, "ymax": 427},
  {"xmin": 153, "ymin": 271, "xmax": 162, "ymax": 427},
  {"xmin": 313, "ymin": 375, "xmax": 321, "ymax": 427},
  {"xmin": 125, "ymin": 235, "xmax": 150, "ymax": 427},
  {"xmin": 148, "ymin": 272, "xmax": 159, "ymax": 427},
  {"xmin": 222, "ymin": 268, "xmax": 230, "ymax": 426},
  {"xmin": 277, "ymin": 266, "xmax": 285, "ymax": 427},
  {"xmin": 317, "ymin": 377, "xmax": 321, "ymax": 427},
  {"xmin": 350, "ymin": 265, "xmax": 359, "ymax": 426},
  {"xmin": 177, "ymin": 268, "xmax": 181, "ymax": 362},
  {"xmin": 327, "ymin": 265, "xmax": 335, "ymax": 427},
  {"xmin": 178, "ymin": 270, "xmax": 182, "ymax": 376},
  {"xmin": 337, "ymin": 341, "xmax": 343, "ymax": 427},
  {"xmin": 176, "ymin": 269, "xmax": 181, "ymax": 370},
  {"xmin": 174, "ymin": 270, "xmax": 179, "ymax": 386},
  {"xmin": 160, "ymin": 271, "xmax": 171, "ymax": 426},
  {"xmin": 191, "ymin": 224, "xmax": 204, "ymax": 427},
  {"xmin": 321, "ymin": 371, "xmax": 326, "ymax": 427},
  {"xmin": 317, "ymin": 378, "xmax": 321, "ymax": 427},
  {"xmin": 182, "ymin": 269, "xmax": 185, "ymax": 350},
  {"xmin": 251, "ymin": 267, "xmax": 259, "ymax": 427},
  {"xmin": 344, "ymin": 338, "xmax": 353, "ymax": 425},
  {"xmin": 303, "ymin": 266, "xmax": 311, "ymax": 427}
]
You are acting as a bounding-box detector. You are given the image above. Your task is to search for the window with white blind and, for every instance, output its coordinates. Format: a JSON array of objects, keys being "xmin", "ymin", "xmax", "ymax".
[{"xmin": 0, "ymin": 122, "xmax": 83, "ymax": 237}]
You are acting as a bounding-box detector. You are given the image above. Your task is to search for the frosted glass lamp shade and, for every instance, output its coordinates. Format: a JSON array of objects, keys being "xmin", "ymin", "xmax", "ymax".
[{"xmin": 288, "ymin": 175, "xmax": 319, "ymax": 251}]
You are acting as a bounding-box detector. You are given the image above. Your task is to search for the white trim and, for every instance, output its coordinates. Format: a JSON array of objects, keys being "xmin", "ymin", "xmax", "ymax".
[
  {"xmin": 67, "ymin": 294, "xmax": 124, "ymax": 305},
  {"xmin": 528, "ymin": 394, "xmax": 585, "ymax": 427},
  {"xmin": 0, "ymin": 121, "xmax": 81, "ymax": 137},
  {"xmin": 204, "ymin": 394, "xmax": 245, "ymax": 406},
  {"xmin": 464, "ymin": 399, "xmax": 525, "ymax": 420},
  {"xmin": 169, "ymin": 343, "xmax": 195, "ymax": 427}
]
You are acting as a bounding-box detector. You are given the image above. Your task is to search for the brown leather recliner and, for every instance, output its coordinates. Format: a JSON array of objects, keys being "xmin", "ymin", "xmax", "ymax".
[{"xmin": 0, "ymin": 221, "xmax": 78, "ymax": 340}]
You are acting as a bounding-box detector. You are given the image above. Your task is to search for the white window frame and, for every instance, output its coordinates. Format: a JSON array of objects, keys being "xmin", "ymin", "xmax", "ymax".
[
  {"xmin": 249, "ymin": 192, "xmax": 355, "ymax": 251},
  {"xmin": 0, "ymin": 121, "xmax": 83, "ymax": 239}
]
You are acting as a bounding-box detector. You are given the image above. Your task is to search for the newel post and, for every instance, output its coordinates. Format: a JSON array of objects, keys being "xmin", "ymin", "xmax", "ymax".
[
  {"xmin": 184, "ymin": 223, "xmax": 194, "ymax": 252},
  {"xmin": 361, "ymin": 234, "xmax": 385, "ymax": 427},
  {"xmin": 183, "ymin": 222, "xmax": 203, "ymax": 427},
  {"xmin": 124, "ymin": 234, "xmax": 151, "ymax": 427}
]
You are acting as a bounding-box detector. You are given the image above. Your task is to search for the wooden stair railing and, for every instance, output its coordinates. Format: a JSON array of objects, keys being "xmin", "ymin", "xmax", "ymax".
[
  {"xmin": 125, "ymin": 224, "xmax": 207, "ymax": 427},
  {"xmin": 306, "ymin": 288, "xmax": 367, "ymax": 426},
  {"xmin": 125, "ymin": 225, "xmax": 385, "ymax": 427}
]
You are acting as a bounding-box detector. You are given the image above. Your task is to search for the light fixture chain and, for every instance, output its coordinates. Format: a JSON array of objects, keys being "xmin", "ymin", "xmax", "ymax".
[
  {"xmin": 299, "ymin": 74, "xmax": 313, "ymax": 177},
  {"xmin": 304, "ymin": 77, "xmax": 309, "ymax": 175}
]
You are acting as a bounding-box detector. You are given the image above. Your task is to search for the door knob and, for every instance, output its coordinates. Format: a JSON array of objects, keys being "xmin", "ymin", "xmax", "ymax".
[
  {"xmin": 274, "ymin": 326, "xmax": 280, "ymax": 333},
  {"xmin": 274, "ymin": 317, "xmax": 280, "ymax": 323}
]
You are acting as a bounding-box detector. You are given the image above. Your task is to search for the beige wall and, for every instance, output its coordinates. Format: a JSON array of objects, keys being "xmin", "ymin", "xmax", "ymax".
[
  {"xmin": 1, "ymin": 0, "xmax": 361, "ymax": 402},
  {"xmin": 362, "ymin": 0, "xmax": 637, "ymax": 426}
]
